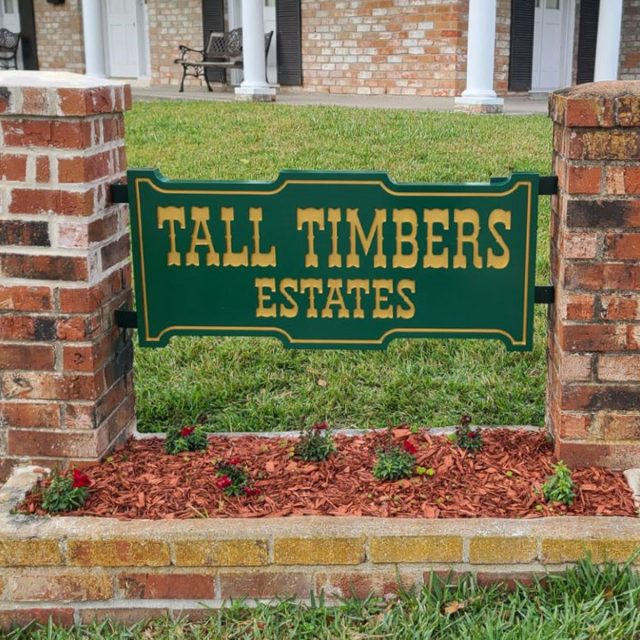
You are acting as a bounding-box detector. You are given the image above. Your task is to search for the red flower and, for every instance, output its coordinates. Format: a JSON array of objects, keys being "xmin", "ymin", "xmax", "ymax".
[
  {"xmin": 71, "ymin": 469, "xmax": 91, "ymax": 488},
  {"xmin": 228, "ymin": 457, "xmax": 241, "ymax": 466},
  {"xmin": 244, "ymin": 487, "xmax": 261, "ymax": 496},
  {"xmin": 468, "ymin": 431, "xmax": 477, "ymax": 439},
  {"xmin": 403, "ymin": 440, "xmax": 418, "ymax": 455},
  {"xmin": 215, "ymin": 475, "xmax": 232, "ymax": 490},
  {"xmin": 313, "ymin": 422, "xmax": 329, "ymax": 431},
  {"xmin": 180, "ymin": 426, "xmax": 195, "ymax": 438}
]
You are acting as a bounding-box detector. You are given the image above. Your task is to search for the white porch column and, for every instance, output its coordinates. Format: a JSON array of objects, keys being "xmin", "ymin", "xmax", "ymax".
[
  {"xmin": 235, "ymin": 0, "xmax": 276, "ymax": 101},
  {"xmin": 594, "ymin": 0, "xmax": 624, "ymax": 81},
  {"xmin": 81, "ymin": 0, "xmax": 106, "ymax": 77},
  {"xmin": 454, "ymin": 0, "xmax": 503, "ymax": 113}
]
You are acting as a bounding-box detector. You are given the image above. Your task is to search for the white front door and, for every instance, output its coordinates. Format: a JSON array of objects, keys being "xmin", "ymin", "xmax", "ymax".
[
  {"xmin": 531, "ymin": 0, "xmax": 563, "ymax": 91},
  {"xmin": 0, "ymin": 0, "xmax": 21, "ymax": 68},
  {"xmin": 105, "ymin": 0, "xmax": 140, "ymax": 78}
]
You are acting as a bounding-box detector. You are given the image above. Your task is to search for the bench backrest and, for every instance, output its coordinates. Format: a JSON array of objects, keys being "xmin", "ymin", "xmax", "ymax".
[
  {"xmin": 205, "ymin": 28, "xmax": 274, "ymax": 61},
  {"xmin": 206, "ymin": 28, "xmax": 243, "ymax": 60},
  {"xmin": 0, "ymin": 28, "xmax": 19, "ymax": 62}
]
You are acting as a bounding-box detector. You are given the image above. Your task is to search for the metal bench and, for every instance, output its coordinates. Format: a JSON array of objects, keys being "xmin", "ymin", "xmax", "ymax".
[
  {"xmin": 0, "ymin": 28, "xmax": 20, "ymax": 70},
  {"xmin": 175, "ymin": 28, "xmax": 274, "ymax": 92}
]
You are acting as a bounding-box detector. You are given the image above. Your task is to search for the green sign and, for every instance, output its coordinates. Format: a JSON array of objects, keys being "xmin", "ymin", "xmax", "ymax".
[{"xmin": 128, "ymin": 169, "xmax": 539, "ymax": 350}]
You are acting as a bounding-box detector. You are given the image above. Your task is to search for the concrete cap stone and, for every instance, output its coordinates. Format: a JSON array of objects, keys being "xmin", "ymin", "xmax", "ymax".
[
  {"xmin": 0, "ymin": 71, "xmax": 132, "ymax": 117},
  {"xmin": 549, "ymin": 80, "xmax": 640, "ymax": 128}
]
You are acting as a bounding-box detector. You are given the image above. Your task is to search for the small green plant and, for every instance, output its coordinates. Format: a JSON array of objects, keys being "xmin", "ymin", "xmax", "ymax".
[
  {"xmin": 164, "ymin": 425, "xmax": 208, "ymax": 454},
  {"xmin": 455, "ymin": 414, "xmax": 483, "ymax": 452},
  {"xmin": 542, "ymin": 460, "xmax": 575, "ymax": 505},
  {"xmin": 215, "ymin": 458, "xmax": 259, "ymax": 497},
  {"xmin": 294, "ymin": 421, "xmax": 335, "ymax": 462},
  {"xmin": 417, "ymin": 466, "xmax": 436, "ymax": 477},
  {"xmin": 373, "ymin": 441, "xmax": 416, "ymax": 482},
  {"xmin": 41, "ymin": 469, "xmax": 91, "ymax": 513}
]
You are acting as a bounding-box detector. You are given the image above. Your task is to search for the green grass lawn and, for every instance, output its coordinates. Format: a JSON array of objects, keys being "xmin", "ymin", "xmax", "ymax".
[
  {"xmin": 9, "ymin": 560, "xmax": 640, "ymax": 639},
  {"xmin": 127, "ymin": 101, "xmax": 553, "ymax": 433}
]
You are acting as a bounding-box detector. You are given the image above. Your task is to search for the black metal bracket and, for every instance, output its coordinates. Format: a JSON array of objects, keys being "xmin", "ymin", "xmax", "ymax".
[
  {"xmin": 116, "ymin": 285, "xmax": 555, "ymax": 330},
  {"xmin": 535, "ymin": 286, "xmax": 555, "ymax": 304},
  {"xmin": 112, "ymin": 176, "xmax": 559, "ymax": 204},
  {"xmin": 115, "ymin": 309, "xmax": 138, "ymax": 329},
  {"xmin": 110, "ymin": 183, "xmax": 129, "ymax": 204}
]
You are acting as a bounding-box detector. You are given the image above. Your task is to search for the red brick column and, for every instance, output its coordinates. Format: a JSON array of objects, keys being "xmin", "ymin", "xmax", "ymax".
[
  {"xmin": 0, "ymin": 72, "xmax": 134, "ymax": 481},
  {"xmin": 548, "ymin": 81, "xmax": 640, "ymax": 469}
]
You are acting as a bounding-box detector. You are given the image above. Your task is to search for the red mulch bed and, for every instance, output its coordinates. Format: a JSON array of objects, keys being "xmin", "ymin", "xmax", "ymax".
[{"xmin": 20, "ymin": 429, "xmax": 637, "ymax": 520}]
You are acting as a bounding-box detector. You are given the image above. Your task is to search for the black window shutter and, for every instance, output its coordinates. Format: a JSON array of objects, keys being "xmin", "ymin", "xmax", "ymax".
[
  {"xmin": 18, "ymin": 0, "xmax": 39, "ymax": 70},
  {"xmin": 276, "ymin": 0, "xmax": 302, "ymax": 86},
  {"xmin": 202, "ymin": 0, "xmax": 225, "ymax": 84},
  {"xmin": 508, "ymin": 0, "xmax": 535, "ymax": 92},
  {"xmin": 576, "ymin": 0, "xmax": 600, "ymax": 84}
]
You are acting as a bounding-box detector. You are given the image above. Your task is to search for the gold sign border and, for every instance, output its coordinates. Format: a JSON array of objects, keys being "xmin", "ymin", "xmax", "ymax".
[{"xmin": 133, "ymin": 176, "xmax": 533, "ymax": 346}]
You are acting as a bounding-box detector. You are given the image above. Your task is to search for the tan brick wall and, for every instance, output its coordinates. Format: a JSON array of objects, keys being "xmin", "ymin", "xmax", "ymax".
[
  {"xmin": 620, "ymin": 0, "xmax": 640, "ymax": 80},
  {"xmin": 299, "ymin": 0, "xmax": 513, "ymax": 98},
  {"xmin": 300, "ymin": 0, "xmax": 467, "ymax": 97},
  {"xmin": 33, "ymin": 0, "xmax": 85, "ymax": 73},
  {"xmin": 494, "ymin": 0, "xmax": 512, "ymax": 94},
  {"xmin": 147, "ymin": 0, "xmax": 204, "ymax": 87}
]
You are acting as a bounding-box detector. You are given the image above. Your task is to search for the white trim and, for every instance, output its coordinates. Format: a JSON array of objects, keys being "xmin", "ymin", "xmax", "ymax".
[
  {"xmin": 594, "ymin": 0, "xmax": 623, "ymax": 81},
  {"xmin": 560, "ymin": 0, "xmax": 576, "ymax": 88}
]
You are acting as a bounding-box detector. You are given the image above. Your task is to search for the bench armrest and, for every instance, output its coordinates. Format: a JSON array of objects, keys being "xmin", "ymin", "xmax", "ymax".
[{"xmin": 177, "ymin": 44, "xmax": 205, "ymax": 62}]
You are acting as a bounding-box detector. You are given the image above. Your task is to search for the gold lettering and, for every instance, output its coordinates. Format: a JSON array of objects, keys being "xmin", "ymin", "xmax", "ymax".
[
  {"xmin": 346, "ymin": 208, "xmax": 387, "ymax": 268},
  {"xmin": 300, "ymin": 278, "xmax": 323, "ymax": 318},
  {"xmin": 423, "ymin": 208, "xmax": 449, "ymax": 269},
  {"xmin": 327, "ymin": 208, "xmax": 342, "ymax": 268},
  {"xmin": 297, "ymin": 208, "xmax": 324, "ymax": 268},
  {"xmin": 372, "ymin": 279, "xmax": 393, "ymax": 319},
  {"xmin": 321, "ymin": 279, "xmax": 349, "ymax": 319},
  {"xmin": 249, "ymin": 208, "xmax": 276, "ymax": 267},
  {"xmin": 397, "ymin": 279, "xmax": 416, "ymax": 319},
  {"xmin": 157, "ymin": 206, "xmax": 186, "ymax": 266},
  {"xmin": 346, "ymin": 279, "xmax": 370, "ymax": 319},
  {"xmin": 392, "ymin": 208, "xmax": 418, "ymax": 268},
  {"xmin": 220, "ymin": 207, "xmax": 249, "ymax": 267},
  {"xmin": 279, "ymin": 278, "xmax": 299, "ymax": 318},
  {"xmin": 186, "ymin": 207, "xmax": 220, "ymax": 266},
  {"xmin": 487, "ymin": 209, "xmax": 511, "ymax": 269},
  {"xmin": 453, "ymin": 208, "xmax": 483, "ymax": 269},
  {"xmin": 255, "ymin": 278, "xmax": 276, "ymax": 318}
]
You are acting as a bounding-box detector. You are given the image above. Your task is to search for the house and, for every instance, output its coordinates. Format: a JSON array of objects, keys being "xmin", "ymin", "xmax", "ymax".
[{"xmin": 1, "ymin": 1, "xmax": 638, "ymax": 108}]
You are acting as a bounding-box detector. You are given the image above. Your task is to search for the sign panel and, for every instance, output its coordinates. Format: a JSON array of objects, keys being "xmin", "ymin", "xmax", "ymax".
[{"xmin": 128, "ymin": 170, "xmax": 539, "ymax": 350}]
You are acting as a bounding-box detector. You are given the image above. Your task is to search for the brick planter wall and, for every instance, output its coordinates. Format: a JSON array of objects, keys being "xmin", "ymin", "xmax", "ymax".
[
  {"xmin": 0, "ymin": 72, "xmax": 135, "ymax": 482},
  {"xmin": 548, "ymin": 81, "xmax": 640, "ymax": 468},
  {"xmin": 0, "ymin": 467, "xmax": 638, "ymax": 629}
]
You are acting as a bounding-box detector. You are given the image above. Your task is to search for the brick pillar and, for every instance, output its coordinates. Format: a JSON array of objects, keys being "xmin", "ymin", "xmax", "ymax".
[
  {"xmin": 0, "ymin": 71, "xmax": 135, "ymax": 481},
  {"xmin": 548, "ymin": 80, "xmax": 640, "ymax": 469}
]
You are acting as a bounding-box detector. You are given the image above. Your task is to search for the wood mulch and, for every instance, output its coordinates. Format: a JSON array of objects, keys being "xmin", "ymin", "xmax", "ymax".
[{"xmin": 20, "ymin": 428, "xmax": 637, "ymax": 520}]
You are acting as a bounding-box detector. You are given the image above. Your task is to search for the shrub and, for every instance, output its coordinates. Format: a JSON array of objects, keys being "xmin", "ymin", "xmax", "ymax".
[
  {"xmin": 216, "ymin": 458, "xmax": 260, "ymax": 497},
  {"xmin": 165, "ymin": 425, "xmax": 208, "ymax": 454},
  {"xmin": 373, "ymin": 443, "xmax": 416, "ymax": 481},
  {"xmin": 455, "ymin": 414, "xmax": 483, "ymax": 452},
  {"xmin": 41, "ymin": 469, "xmax": 91, "ymax": 513},
  {"xmin": 542, "ymin": 460, "xmax": 575, "ymax": 505},
  {"xmin": 294, "ymin": 421, "xmax": 335, "ymax": 462}
]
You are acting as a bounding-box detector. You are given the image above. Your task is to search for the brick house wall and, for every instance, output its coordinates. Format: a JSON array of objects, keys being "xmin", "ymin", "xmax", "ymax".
[
  {"xmin": 32, "ymin": 0, "xmax": 84, "ymax": 73},
  {"xmin": 299, "ymin": 0, "xmax": 510, "ymax": 97},
  {"xmin": 299, "ymin": 0, "xmax": 467, "ymax": 96},
  {"xmin": 147, "ymin": 0, "xmax": 204, "ymax": 86},
  {"xmin": 620, "ymin": 0, "xmax": 640, "ymax": 80}
]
